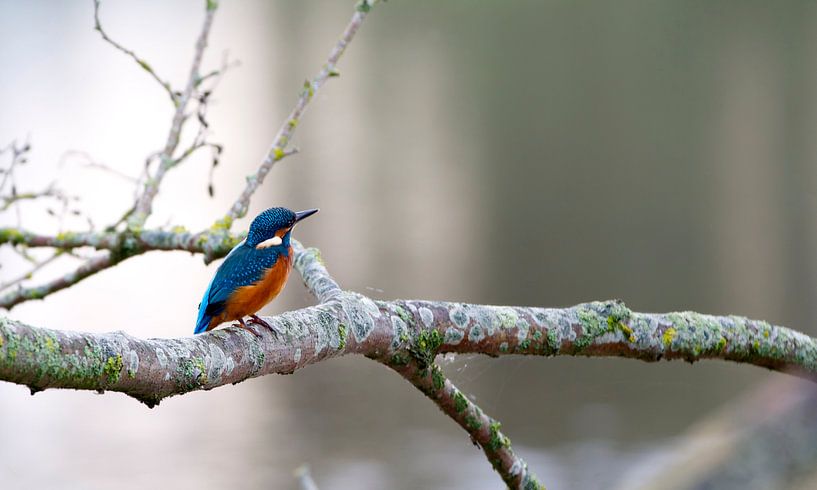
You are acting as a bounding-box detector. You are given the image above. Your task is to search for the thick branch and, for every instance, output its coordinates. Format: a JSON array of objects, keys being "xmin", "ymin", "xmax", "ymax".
[
  {"xmin": 2, "ymin": 290, "xmax": 816, "ymax": 404},
  {"xmin": 224, "ymin": 5, "xmax": 373, "ymax": 222},
  {"xmin": 404, "ymin": 299, "xmax": 817, "ymax": 381},
  {"xmin": 5, "ymin": 294, "xmax": 814, "ymax": 488},
  {"xmin": 3, "ymin": 245, "xmax": 817, "ymax": 488},
  {"xmin": 0, "ymin": 304, "xmax": 347, "ymax": 406}
]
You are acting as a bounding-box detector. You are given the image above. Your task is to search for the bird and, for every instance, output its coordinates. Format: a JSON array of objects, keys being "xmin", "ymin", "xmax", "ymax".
[{"xmin": 194, "ymin": 207, "xmax": 319, "ymax": 335}]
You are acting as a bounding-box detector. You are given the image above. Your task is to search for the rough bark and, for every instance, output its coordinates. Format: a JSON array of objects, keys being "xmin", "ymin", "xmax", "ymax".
[
  {"xmin": 4, "ymin": 269, "xmax": 815, "ymax": 406},
  {"xmin": 4, "ymin": 242, "xmax": 816, "ymax": 488}
]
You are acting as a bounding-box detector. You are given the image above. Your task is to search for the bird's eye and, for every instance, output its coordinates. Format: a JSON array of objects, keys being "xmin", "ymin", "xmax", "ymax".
[{"xmin": 256, "ymin": 236, "xmax": 283, "ymax": 249}]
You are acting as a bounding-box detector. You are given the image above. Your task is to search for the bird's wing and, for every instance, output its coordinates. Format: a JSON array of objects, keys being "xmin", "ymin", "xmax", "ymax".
[{"xmin": 195, "ymin": 242, "xmax": 280, "ymax": 333}]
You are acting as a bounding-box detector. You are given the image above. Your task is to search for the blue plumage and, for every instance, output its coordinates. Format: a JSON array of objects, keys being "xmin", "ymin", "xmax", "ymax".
[
  {"xmin": 194, "ymin": 207, "xmax": 318, "ymax": 334},
  {"xmin": 194, "ymin": 243, "xmax": 284, "ymax": 333},
  {"xmin": 194, "ymin": 280, "xmax": 215, "ymax": 334}
]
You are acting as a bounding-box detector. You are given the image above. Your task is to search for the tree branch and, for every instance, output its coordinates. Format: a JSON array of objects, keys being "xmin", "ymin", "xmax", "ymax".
[
  {"xmin": 93, "ymin": 0, "xmax": 176, "ymax": 102},
  {"xmin": 0, "ymin": 227, "xmax": 242, "ymax": 310},
  {"xmin": 1, "ymin": 185, "xmax": 69, "ymax": 212},
  {"xmin": 0, "ymin": 250, "xmax": 64, "ymax": 294},
  {"xmin": 388, "ymin": 359, "xmax": 544, "ymax": 488},
  {"xmin": 0, "ymin": 139, "xmax": 31, "ymax": 197},
  {"xmin": 2, "ymin": 244, "xmax": 817, "ymax": 486},
  {"xmin": 0, "ymin": 253, "xmax": 113, "ymax": 309},
  {"xmin": 127, "ymin": 1, "xmax": 217, "ymax": 228},
  {"xmin": 292, "ymin": 239, "xmax": 343, "ymax": 303},
  {"xmin": 223, "ymin": 4, "xmax": 373, "ymax": 222},
  {"xmin": 0, "ymin": 226, "xmax": 238, "ymax": 258}
]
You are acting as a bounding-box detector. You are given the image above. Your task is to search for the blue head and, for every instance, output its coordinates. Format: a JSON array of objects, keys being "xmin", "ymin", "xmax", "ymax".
[{"xmin": 246, "ymin": 207, "xmax": 319, "ymax": 249}]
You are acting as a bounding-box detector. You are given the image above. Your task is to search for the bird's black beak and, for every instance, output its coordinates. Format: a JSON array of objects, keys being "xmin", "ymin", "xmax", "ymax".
[{"xmin": 294, "ymin": 208, "xmax": 319, "ymax": 223}]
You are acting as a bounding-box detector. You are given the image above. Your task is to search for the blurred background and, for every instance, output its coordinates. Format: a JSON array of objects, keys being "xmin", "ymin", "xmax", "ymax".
[{"xmin": 2, "ymin": 0, "xmax": 817, "ymax": 488}]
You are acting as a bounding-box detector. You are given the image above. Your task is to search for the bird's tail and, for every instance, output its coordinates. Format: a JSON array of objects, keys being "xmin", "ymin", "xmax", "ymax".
[
  {"xmin": 194, "ymin": 280, "xmax": 215, "ymax": 335},
  {"xmin": 194, "ymin": 311, "xmax": 211, "ymax": 335},
  {"xmin": 194, "ymin": 293, "xmax": 213, "ymax": 334}
]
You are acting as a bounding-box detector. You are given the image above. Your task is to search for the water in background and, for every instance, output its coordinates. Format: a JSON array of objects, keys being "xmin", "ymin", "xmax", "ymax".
[{"xmin": 2, "ymin": 1, "xmax": 817, "ymax": 488}]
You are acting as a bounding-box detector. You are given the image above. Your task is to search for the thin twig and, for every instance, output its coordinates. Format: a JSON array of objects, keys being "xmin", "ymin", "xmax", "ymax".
[
  {"xmin": 0, "ymin": 253, "xmax": 113, "ymax": 309},
  {"xmin": 0, "ymin": 139, "xmax": 32, "ymax": 224},
  {"xmin": 1, "ymin": 186, "xmax": 68, "ymax": 212},
  {"xmin": 0, "ymin": 139, "xmax": 27, "ymax": 193},
  {"xmin": 60, "ymin": 150, "xmax": 139, "ymax": 184},
  {"xmin": 223, "ymin": 5, "xmax": 373, "ymax": 222},
  {"xmin": 93, "ymin": 0, "xmax": 176, "ymax": 102},
  {"xmin": 9, "ymin": 244, "xmax": 37, "ymax": 264},
  {"xmin": 195, "ymin": 51, "xmax": 241, "ymax": 91},
  {"xmin": 0, "ymin": 251, "xmax": 64, "ymax": 293},
  {"xmin": 127, "ymin": 1, "xmax": 217, "ymax": 228},
  {"xmin": 389, "ymin": 360, "xmax": 544, "ymax": 489},
  {"xmin": 171, "ymin": 141, "xmax": 211, "ymax": 168}
]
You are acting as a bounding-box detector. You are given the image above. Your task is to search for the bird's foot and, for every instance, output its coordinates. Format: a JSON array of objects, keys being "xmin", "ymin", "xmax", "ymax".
[
  {"xmin": 234, "ymin": 318, "xmax": 263, "ymax": 338},
  {"xmin": 249, "ymin": 314, "xmax": 284, "ymax": 338}
]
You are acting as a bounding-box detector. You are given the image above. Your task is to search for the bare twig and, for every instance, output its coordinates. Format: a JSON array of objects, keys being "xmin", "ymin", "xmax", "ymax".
[
  {"xmin": 195, "ymin": 51, "xmax": 241, "ymax": 92},
  {"xmin": 0, "ymin": 139, "xmax": 33, "ymax": 227},
  {"xmin": 60, "ymin": 150, "xmax": 139, "ymax": 184},
  {"xmin": 0, "ymin": 251, "xmax": 64, "ymax": 293},
  {"xmin": 93, "ymin": 0, "xmax": 176, "ymax": 102},
  {"xmin": 0, "ymin": 138, "xmax": 30, "ymax": 194},
  {"xmin": 389, "ymin": 360, "xmax": 544, "ymax": 489},
  {"xmin": 223, "ymin": 5, "xmax": 373, "ymax": 222},
  {"xmin": 127, "ymin": 1, "xmax": 217, "ymax": 229},
  {"xmin": 1, "ymin": 186, "xmax": 70, "ymax": 212},
  {"xmin": 0, "ymin": 253, "xmax": 113, "ymax": 309},
  {"xmin": 8, "ymin": 244, "xmax": 37, "ymax": 264},
  {"xmin": 171, "ymin": 141, "xmax": 208, "ymax": 169}
]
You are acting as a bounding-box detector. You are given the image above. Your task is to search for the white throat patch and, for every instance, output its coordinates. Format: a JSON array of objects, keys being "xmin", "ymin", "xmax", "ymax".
[{"xmin": 256, "ymin": 236, "xmax": 283, "ymax": 249}]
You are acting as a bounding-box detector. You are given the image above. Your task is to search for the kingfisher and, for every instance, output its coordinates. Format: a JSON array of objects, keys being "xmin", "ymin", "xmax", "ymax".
[{"xmin": 194, "ymin": 207, "xmax": 319, "ymax": 335}]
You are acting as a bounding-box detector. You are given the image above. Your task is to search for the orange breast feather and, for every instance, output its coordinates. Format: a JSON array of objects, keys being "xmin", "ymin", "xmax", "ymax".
[{"xmin": 209, "ymin": 250, "xmax": 293, "ymax": 328}]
